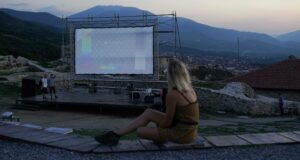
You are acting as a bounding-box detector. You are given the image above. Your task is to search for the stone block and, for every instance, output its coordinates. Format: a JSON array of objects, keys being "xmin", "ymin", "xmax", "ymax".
[
  {"xmin": 162, "ymin": 136, "xmax": 210, "ymax": 149},
  {"xmin": 111, "ymin": 140, "xmax": 145, "ymax": 152},
  {"xmin": 205, "ymin": 135, "xmax": 250, "ymax": 147},
  {"xmin": 279, "ymin": 132, "xmax": 300, "ymax": 142},
  {"xmin": 238, "ymin": 133, "xmax": 295, "ymax": 145}
]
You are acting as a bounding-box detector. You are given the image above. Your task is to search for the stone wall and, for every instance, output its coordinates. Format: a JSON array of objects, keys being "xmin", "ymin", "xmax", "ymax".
[
  {"xmin": 256, "ymin": 95, "xmax": 300, "ymax": 115},
  {"xmin": 0, "ymin": 55, "xmax": 28, "ymax": 69},
  {"xmin": 196, "ymin": 87, "xmax": 300, "ymax": 115},
  {"xmin": 256, "ymin": 89, "xmax": 300, "ymax": 102},
  {"xmin": 196, "ymin": 87, "xmax": 257, "ymax": 114}
]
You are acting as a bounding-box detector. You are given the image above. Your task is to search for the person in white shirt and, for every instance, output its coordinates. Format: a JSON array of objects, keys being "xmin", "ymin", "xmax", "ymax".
[{"xmin": 41, "ymin": 73, "xmax": 48, "ymax": 100}]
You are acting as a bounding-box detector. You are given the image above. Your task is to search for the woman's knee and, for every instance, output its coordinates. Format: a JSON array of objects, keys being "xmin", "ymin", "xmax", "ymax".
[
  {"xmin": 143, "ymin": 109, "xmax": 154, "ymax": 118},
  {"xmin": 144, "ymin": 108, "xmax": 154, "ymax": 114},
  {"xmin": 136, "ymin": 127, "xmax": 145, "ymax": 138}
]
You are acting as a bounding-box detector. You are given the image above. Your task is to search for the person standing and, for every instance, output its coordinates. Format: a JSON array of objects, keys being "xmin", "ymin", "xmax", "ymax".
[
  {"xmin": 48, "ymin": 74, "xmax": 58, "ymax": 99},
  {"xmin": 41, "ymin": 74, "xmax": 48, "ymax": 100},
  {"xmin": 278, "ymin": 93, "xmax": 284, "ymax": 115}
]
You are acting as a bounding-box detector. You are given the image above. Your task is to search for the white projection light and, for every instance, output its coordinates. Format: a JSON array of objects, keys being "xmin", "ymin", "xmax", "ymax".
[{"xmin": 75, "ymin": 27, "xmax": 154, "ymax": 74}]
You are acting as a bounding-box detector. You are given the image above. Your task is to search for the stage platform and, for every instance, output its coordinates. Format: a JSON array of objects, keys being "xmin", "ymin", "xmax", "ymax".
[{"xmin": 16, "ymin": 87, "xmax": 161, "ymax": 111}]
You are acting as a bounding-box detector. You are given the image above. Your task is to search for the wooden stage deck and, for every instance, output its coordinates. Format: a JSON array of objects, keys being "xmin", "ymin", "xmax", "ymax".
[{"xmin": 16, "ymin": 87, "xmax": 160, "ymax": 110}]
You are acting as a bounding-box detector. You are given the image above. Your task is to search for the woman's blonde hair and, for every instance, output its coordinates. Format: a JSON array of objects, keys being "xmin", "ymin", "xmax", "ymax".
[{"xmin": 167, "ymin": 59, "xmax": 192, "ymax": 92}]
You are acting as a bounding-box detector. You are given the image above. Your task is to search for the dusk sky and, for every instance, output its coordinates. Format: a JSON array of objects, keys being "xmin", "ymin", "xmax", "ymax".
[{"xmin": 1, "ymin": 0, "xmax": 300, "ymax": 36}]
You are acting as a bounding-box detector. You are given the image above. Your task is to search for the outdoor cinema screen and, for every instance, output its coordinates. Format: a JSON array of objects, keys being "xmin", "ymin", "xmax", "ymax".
[{"xmin": 75, "ymin": 26, "xmax": 154, "ymax": 74}]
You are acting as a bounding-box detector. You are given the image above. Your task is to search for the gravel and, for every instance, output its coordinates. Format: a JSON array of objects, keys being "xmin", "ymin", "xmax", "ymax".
[{"xmin": 1, "ymin": 139, "xmax": 300, "ymax": 160}]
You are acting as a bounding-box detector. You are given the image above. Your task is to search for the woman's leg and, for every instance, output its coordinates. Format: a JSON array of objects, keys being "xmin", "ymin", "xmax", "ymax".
[{"xmin": 114, "ymin": 109, "xmax": 165, "ymax": 136}]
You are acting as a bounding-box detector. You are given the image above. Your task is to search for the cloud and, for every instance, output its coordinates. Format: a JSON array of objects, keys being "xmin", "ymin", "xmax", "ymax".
[
  {"xmin": 37, "ymin": 5, "xmax": 72, "ymax": 16},
  {"xmin": 2, "ymin": 2, "xmax": 33, "ymax": 12},
  {"xmin": 8, "ymin": 2, "xmax": 29, "ymax": 7}
]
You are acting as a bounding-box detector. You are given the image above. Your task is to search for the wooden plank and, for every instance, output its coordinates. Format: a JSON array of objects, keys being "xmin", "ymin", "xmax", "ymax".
[
  {"xmin": 93, "ymin": 145, "xmax": 112, "ymax": 153},
  {"xmin": 0, "ymin": 125, "xmax": 37, "ymax": 136},
  {"xmin": 8, "ymin": 130, "xmax": 46, "ymax": 139},
  {"xmin": 46, "ymin": 136, "xmax": 90, "ymax": 149},
  {"xmin": 192, "ymin": 136, "xmax": 209, "ymax": 148},
  {"xmin": 0, "ymin": 125, "xmax": 22, "ymax": 133},
  {"xmin": 238, "ymin": 134, "xmax": 271, "ymax": 144},
  {"xmin": 0, "ymin": 125, "xmax": 38, "ymax": 135},
  {"xmin": 68, "ymin": 140, "xmax": 99, "ymax": 153},
  {"xmin": 25, "ymin": 134, "xmax": 76, "ymax": 144},
  {"xmin": 279, "ymin": 132, "xmax": 300, "ymax": 142},
  {"xmin": 22, "ymin": 132, "xmax": 64, "ymax": 142},
  {"xmin": 194, "ymin": 138, "xmax": 212, "ymax": 149},
  {"xmin": 138, "ymin": 139, "xmax": 161, "ymax": 151},
  {"xmin": 238, "ymin": 133, "xmax": 294, "ymax": 145},
  {"xmin": 162, "ymin": 136, "xmax": 210, "ymax": 149},
  {"xmin": 64, "ymin": 138, "xmax": 96, "ymax": 149},
  {"xmin": 111, "ymin": 140, "xmax": 145, "ymax": 152},
  {"xmin": 205, "ymin": 135, "xmax": 250, "ymax": 147},
  {"xmin": 21, "ymin": 124, "xmax": 43, "ymax": 129},
  {"xmin": 259, "ymin": 133, "xmax": 295, "ymax": 143}
]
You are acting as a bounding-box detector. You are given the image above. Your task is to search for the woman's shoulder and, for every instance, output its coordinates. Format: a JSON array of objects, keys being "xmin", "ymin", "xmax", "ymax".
[
  {"xmin": 168, "ymin": 89, "xmax": 189, "ymax": 98},
  {"xmin": 167, "ymin": 89, "xmax": 181, "ymax": 98}
]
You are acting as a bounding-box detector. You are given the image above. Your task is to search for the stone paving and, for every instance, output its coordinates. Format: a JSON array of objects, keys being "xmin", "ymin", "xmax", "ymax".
[{"xmin": 1, "ymin": 122, "xmax": 300, "ymax": 154}]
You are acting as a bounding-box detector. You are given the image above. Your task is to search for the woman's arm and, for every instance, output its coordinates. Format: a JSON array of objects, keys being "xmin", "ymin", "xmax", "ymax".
[{"xmin": 159, "ymin": 91, "xmax": 177, "ymax": 128}]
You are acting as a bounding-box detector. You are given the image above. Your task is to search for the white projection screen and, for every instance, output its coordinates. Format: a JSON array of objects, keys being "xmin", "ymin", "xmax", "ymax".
[{"xmin": 75, "ymin": 26, "xmax": 154, "ymax": 74}]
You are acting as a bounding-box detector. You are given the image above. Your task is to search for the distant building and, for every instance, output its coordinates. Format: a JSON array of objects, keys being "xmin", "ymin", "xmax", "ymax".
[{"xmin": 225, "ymin": 57, "xmax": 300, "ymax": 102}]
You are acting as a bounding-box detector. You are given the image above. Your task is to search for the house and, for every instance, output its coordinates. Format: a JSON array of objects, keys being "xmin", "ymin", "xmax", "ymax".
[{"xmin": 225, "ymin": 56, "xmax": 300, "ymax": 102}]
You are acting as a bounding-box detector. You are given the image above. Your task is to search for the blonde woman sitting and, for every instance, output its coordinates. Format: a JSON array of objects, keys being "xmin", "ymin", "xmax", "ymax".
[{"xmin": 95, "ymin": 59, "xmax": 199, "ymax": 145}]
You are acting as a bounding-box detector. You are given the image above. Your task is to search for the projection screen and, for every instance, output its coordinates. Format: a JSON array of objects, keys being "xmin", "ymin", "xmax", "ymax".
[{"xmin": 75, "ymin": 26, "xmax": 154, "ymax": 74}]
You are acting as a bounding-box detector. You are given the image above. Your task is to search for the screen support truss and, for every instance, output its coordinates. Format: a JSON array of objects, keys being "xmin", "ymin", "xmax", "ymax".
[{"xmin": 62, "ymin": 12, "xmax": 180, "ymax": 84}]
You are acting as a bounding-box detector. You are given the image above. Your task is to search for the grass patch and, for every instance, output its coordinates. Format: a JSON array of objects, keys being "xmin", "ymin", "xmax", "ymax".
[
  {"xmin": 274, "ymin": 125, "xmax": 296, "ymax": 131},
  {"xmin": 198, "ymin": 126, "xmax": 236, "ymax": 136},
  {"xmin": 25, "ymin": 66, "xmax": 41, "ymax": 72},
  {"xmin": 120, "ymin": 132, "xmax": 138, "ymax": 140},
  {"xmin": 73, "ymin": 120, "xmax": 300, "ymax": 139},
  {"xmin": 193, "ymin": 81, "xmax": 225, "ymax": 90},
  {"xmin": 0, "ymin": 83, "xmax": 20, "ymax": 96},
  {"xmin": 200, "ymin": 108, "xmax": 241, "ymax": 119},
  {"xmin": 72, "ymin": 128, "xmax": 102, "ymax": 137},
  {"xmin": 199, "ymin": 120, "xmax": 300, "ymax": 136},
  {"xmin": 0, "ymin": 77, "xmax": 7, "ymax": 81},
  {"xmin": 236, "ymin": 126, "xmax": 247, "ymax": 132},
  {"xmin": 38, "ymin": 61, "xmax": 53, "ymax": 68},
  {"xmin": 0, "ymin": 70, "xmax": 14, "ymax": 76},
  {"xmin": 198, "ymin": 124, "xmax": 266, "ymax": 136}
]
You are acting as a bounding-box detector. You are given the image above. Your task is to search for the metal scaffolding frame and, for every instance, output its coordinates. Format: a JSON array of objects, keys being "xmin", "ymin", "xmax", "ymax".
[{"xmin": 62, "ymin": 12, "xmax": 180, "ymax": 85}]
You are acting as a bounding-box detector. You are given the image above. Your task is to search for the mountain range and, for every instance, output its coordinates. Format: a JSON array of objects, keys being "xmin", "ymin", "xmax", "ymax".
[
  {"xmin": 0, "ymin": 6, "xmax": 299, "ymax": 61},
  {"xmin": 0, "ymin": 8, "xmax": 63, "ymax": 29},
  {"xmin": 277, "ymin": 30, "xmax": 300, "ymax": 43},
  {"xmin": 0, "ymin": 11, "xmax": 61, "ymax": 61}
]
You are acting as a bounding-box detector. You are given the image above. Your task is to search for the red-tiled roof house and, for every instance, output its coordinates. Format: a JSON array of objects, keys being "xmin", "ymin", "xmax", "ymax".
[{"xmin": 225, "ymin": 57, "xmax": 300, "ymax": 102}]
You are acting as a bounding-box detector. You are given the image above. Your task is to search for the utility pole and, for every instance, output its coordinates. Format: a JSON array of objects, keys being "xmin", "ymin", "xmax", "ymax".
[{"xmin": 237, "ymin": 37, "xmax": 240, "ymax": 63}]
